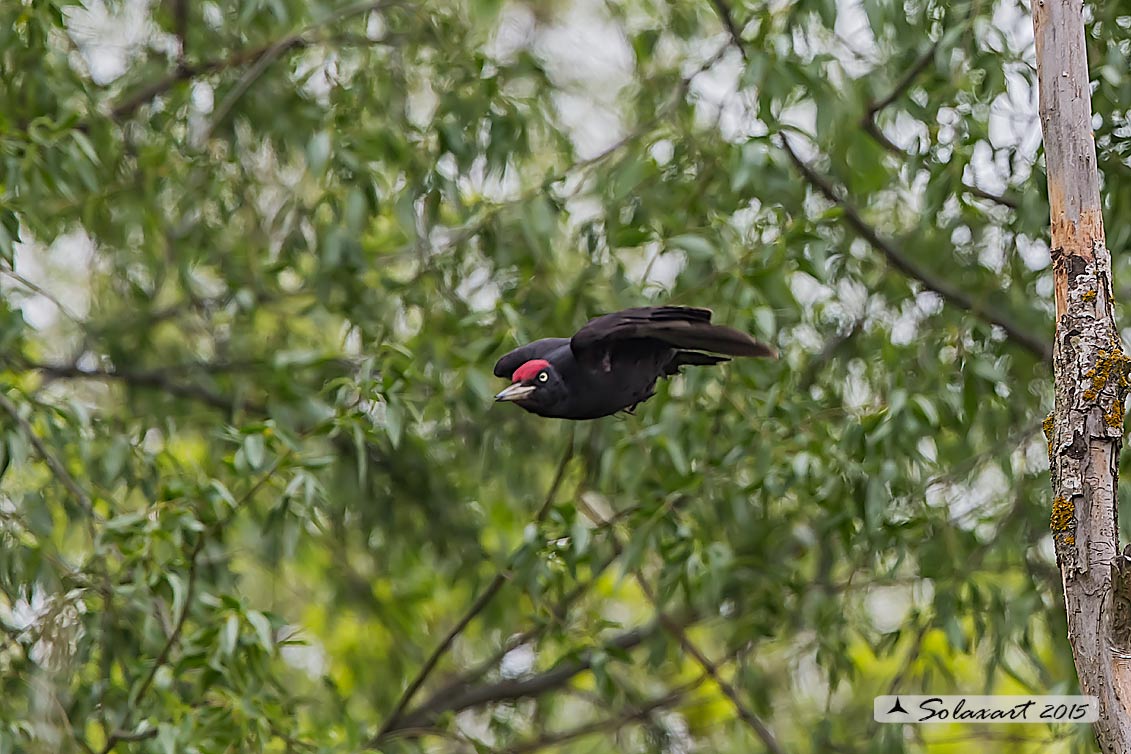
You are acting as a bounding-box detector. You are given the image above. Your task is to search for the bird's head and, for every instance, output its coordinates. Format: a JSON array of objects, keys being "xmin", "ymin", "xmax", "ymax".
[{"xmin": 494, "ymin": 359, "xmax": 564, "ymax": 410}]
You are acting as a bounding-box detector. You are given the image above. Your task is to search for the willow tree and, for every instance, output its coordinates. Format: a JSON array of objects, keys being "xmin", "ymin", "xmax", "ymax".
[{"xmin": 0, "ymin": 1, "xmax": 1124, "ymax": 753}]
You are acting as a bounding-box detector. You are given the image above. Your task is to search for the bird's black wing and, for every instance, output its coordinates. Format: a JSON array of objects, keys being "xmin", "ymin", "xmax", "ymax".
[
  {"xmin": 493, "ymin": 338, "xmax": 570, "ymax": 378},
  {"xmin": 570, "ymin": 306, "xmax": 775, "ymax": 367}
]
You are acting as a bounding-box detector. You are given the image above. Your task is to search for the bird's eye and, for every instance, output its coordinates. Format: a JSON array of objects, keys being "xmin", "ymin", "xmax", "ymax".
[{"xmin": 537, "ymin": 371, "xmax": 549, "ymax": 383}]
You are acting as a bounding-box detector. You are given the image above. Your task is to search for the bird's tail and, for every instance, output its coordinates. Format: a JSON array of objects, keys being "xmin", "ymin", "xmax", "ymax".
[
  {"xmin": 671, "ymin": 323, "xmax": 778, "ymax": 358},
  {"xmin": 648, "ymin": 318, "xmax": 778, "ymax": 358}
]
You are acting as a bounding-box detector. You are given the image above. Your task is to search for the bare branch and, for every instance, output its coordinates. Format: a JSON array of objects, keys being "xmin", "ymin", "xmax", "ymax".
[
  {"xmin": 111, "ymin": 45, "xmax": 277, "ymax": 122},
  {"xmin": 418, "ymin": 550, "xmax": 622, "ymax": 714},
  {"xmin": 378, "ymin": 633, "xmax": 636, "ymax": 743},
  {"xmin": 27, "ymin": 362, "xmax": 251, "ymax": 414},
  {"xmin": 365, "ymin": 481, "xmax": 705, "ymax": 748},
  {"xmin": 104, "ymin": 727, "xmax": 158, "ymax": 746},
  {"xmin": 502, "ymin": 683, "xmax": 692, "ymax": 754},
  {"xmin": 779, "ymin": 136, "xmax": 1050, "ymax": 360},
  {"xmin": 500, "ymin": 640, "xmax": 751, "ymax": 754},
  {"xmin": 379, "ymin": 619, "xmax": 684, "ymax": 741},
  {"xmin": 700, "ymin": 4, "xmax": 1038, "ymax": 350},
  {"xmin": 408, "ymin": 498, "xmax": 674, "ymax": 718},
  {"xmin": 859, "ymin": 43, "xmax": 1020, "ymax": 209}
]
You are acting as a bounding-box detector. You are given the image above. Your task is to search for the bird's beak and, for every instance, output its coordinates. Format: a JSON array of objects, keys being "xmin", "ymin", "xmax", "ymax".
[{"xmin": 495, "ymin": 383, "xmax": 536, "ymax": 402}]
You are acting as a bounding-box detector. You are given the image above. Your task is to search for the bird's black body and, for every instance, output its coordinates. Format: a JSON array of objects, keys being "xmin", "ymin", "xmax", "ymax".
[{"xmin": 493, "ymin": 306, "xmax": 775, "ymax": 420}]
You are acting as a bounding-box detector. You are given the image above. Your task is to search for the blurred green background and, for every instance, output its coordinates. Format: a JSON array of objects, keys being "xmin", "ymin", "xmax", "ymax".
[{"xmin": 0, "ymin": 0, "xmax": 1123, "ymax": 751}]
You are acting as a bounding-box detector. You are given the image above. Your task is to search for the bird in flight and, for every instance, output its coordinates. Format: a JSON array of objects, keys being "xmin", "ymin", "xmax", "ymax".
[{"xmin": 493, "ymin": 306, "xmax": 776, "ymax": 420}]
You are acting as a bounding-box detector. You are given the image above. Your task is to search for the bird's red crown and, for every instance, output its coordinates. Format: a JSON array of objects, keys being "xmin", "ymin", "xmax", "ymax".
[{"xmin": 512, "ymin": 359, "xmax": 550, "ymax": 382}]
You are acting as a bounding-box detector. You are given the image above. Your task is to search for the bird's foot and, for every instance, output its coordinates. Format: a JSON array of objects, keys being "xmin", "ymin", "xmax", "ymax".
[{"xmin": 617, "ymin": 400, "xmax": 647, "ymax": 417}]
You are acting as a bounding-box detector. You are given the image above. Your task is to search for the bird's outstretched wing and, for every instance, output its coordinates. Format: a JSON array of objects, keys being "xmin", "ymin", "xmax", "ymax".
[
  {"xmin": 493, "ymin": 338, "xmax": 570, "ymax": 378},
  {"xmin": 570, "ymin": 306, "xmax": 776, "ymax": 364}
]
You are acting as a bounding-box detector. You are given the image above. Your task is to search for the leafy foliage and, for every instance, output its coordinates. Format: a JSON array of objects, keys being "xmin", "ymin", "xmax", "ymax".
[{"xmin": 0, "ymin": 0, "xmax": 1116, "ymax": 752}]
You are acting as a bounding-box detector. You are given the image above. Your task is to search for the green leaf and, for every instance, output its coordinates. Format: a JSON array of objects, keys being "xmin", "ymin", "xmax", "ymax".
[
  {"xmin": 667, "ymin": 234, "xmax": 715, "ymax": 260},
  {"xmin": 221, "ymin": 613, "xmax": 240, "ymax": 656},
  {"xmin": 247, "ymin": 610, "xmax": 273, "ymax": 651},
  {"xmin": 104, "ymin": 511, "xmax": 144, "ymax": 532},
  {"xmin": 571, "ymin": 518, "xmax": 590, "ymax": 556},
  {"xmin": 0, "ymin": 210, "xmax": 18, "ymax": 263},
  {"xmin": 664, "ymin": 438, "xmax": 689, "ymax": 476},
  {"xmin": 242, "ymin": 433, "xmax": 266, "ymax": 471},
  {"xmin": 384, "ymin": 402, "xmax": 404, "ymax": 449},
  {"xmin": 24, "ymin": 493, "xmax": 52, "ymax": 537},
  {"xmin": 307, "ymin": 131, "xmax": 332, "ymax": 175},
  {"xmin": 168, "ymin": 573, "xmax": 187, "ymax": 620},
  {"xmin": 158, "ymin": 723, "xmax": 177, "ymax": 754}
]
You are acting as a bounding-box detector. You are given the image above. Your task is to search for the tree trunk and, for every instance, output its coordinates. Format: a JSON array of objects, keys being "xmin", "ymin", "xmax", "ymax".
[{"xmin": 1032, "ymin": 1, "xmax": 1131, "ymax": 750}]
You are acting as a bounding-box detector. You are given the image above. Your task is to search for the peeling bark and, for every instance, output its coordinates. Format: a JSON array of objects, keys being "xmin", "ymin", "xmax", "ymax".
[{"xmin": 1033, "ymin": 0, "xmax": 1131, "ymax": 750}]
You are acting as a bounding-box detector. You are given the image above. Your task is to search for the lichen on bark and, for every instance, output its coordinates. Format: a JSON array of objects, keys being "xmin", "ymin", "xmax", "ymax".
[{"xmin": 1051, "ymin": 496, "xmax": 1075, "ymax": 533}]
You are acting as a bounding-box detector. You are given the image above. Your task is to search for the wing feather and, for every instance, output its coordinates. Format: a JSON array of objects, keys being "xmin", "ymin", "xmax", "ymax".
[{"xmin": 571, "ymin": 306, "xmax": 775, "ymax": 360}]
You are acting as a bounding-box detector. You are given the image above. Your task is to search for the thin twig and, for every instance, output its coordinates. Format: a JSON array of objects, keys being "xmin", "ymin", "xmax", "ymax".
[
  {"xmin": 103, "ymin": 457, "xmax": 292, "ymax": 754},
  {"xmin": 779, "ymin": 135, "xmax": 1050, "ymax": 360},
  {"xmin": 0, "ymin": 390, "xmax": 96, "ymax": 517},
  {"xmin": 856, "ymin": 41, "xmax": 1020, "ymax": 209},
  {"xmin": 104, "ymin": 728, "xmax": 159, "ymax": 745},
  {"xmin": 100, "ymin": 534, "xmax": 202, "ymax": 754},
  {"xmin": 419, "ymin": 545, "xmax": 621, "ymax": 709},
  {"xmin": 573, "ymin": 500, "xmax": 786, "ymax": 754},
  {"xmin": 798, "ymin": 319, "xmax": 864, "ymax": 389},
  {"xmin": 110, "ymin": 0, "xmax": 399, "ymax": 121},
  {"xmin": 379, "ymin": 617, "xmax": 693, "ymax": 741},
  {"xmin": 200, "ymin": 38, "xmax": 294, "ymax": 141},
  {"xmin": 709, "ymin": 0, "xmax": 747, "ymax": 60},
  {"xmin": 882, "ymin": 620, "xmax": 932, "ymax": 699},
  {"xmin": 707, "ymin": 1, "xmax": 1017, "ymax": 213},
  {"xmin": 111, "ymin": 46, "xmax": 272, "ymax": 121},
  {"xmin": 634, "ymin": 574, "xmax": 786, "ymax": 754},
  {"xmin": 392, "ymin": 647, "xmax": 748, "ymax": 754},
  {"xmin": 173, "ymin": 0, "xmax": 189, "ymax": 64},
  {"xmin": 0, "ymin": 268, "xmax": 84, "ymax": 324},
  {"xmin": 963, "ymin": 182, "xmax": 1019, "ymax": 210},
  {"xmin": 700, "ymin": 5, "xmax": 1038, "ymax": 350},
  {"xmin": 371, "ymin": 437, "xmax": 575, "ymax": 743},
  {"xmin": 864, "ymin": 43, "xmax": 939, "ymax": 121},
  {"xmin": 499, "ymin": 638, "xmax": 751, "ymax": 754},
  {"xmin": 502, "ymin": 682, "xmax": 694, "ymax": 754},
  {"xmin": 410, "ymin": 499, "xmax": 666, "ymax": 716}
]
